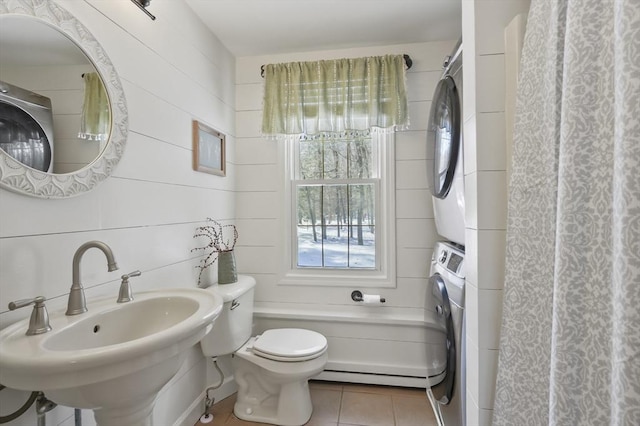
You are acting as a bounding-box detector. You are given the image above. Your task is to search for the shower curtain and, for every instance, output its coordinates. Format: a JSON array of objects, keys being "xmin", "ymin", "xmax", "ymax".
[{"xmin": 493, "ymin": 0, "xmax": 639, "ymax": 425}]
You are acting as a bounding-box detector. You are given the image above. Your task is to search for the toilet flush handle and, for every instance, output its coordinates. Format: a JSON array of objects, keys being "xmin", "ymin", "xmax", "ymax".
[{"xmin": 230, "ymin": 299, "xmax": 240, "ymax": 310}]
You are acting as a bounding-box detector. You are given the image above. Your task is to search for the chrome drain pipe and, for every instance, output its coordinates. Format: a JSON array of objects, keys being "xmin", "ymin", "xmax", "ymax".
[{"xmin": 35, "ymin": 392, "xmax": 57, "ymax": 426}]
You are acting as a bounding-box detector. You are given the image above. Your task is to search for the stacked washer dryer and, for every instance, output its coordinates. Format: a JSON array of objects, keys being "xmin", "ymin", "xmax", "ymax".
[
  {"xmin": 425, "ymin": 39, "xmax": 466, "ymax": 426},
  {"xmin": 428, "ymin": 39, "xmax": 465, "ymax": 248}
]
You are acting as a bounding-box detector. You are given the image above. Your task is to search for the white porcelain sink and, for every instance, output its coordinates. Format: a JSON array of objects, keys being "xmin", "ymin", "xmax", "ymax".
[
  {"xmin": 44, "ymin": 296, "xmax": 202, "ymax": 351},
  {"xmin": 0, "ymin": 288, "xmax": 223, "ymax": 425}
]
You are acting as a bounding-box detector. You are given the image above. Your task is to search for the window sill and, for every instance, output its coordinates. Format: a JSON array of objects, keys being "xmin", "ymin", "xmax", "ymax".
[
  {"xmin": 253, "ymin": 302, "xmax": 427, "ymax": 327},
  {"xmin": 278, "ymin": 270, "xmax": 396, "ymax": 288}
]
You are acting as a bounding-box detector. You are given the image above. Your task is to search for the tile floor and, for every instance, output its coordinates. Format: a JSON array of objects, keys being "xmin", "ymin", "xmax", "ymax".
[{"xmin": 196, "ymin": 381, "xmax": 438, "ymax": 426}]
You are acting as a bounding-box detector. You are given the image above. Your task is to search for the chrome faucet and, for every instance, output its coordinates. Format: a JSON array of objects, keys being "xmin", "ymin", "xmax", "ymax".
[{"xmin": 66, "ymin": 241, "xmax": 119, "ymax": 315}]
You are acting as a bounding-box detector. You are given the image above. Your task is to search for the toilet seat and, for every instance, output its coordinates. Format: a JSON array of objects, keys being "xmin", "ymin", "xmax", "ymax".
[{"xmin": 252, "ymin": 328, "xmax": 327, "ymax": 362}]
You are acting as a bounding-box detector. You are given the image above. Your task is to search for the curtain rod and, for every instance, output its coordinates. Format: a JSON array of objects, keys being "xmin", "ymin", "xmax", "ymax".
[{"xmin": 260, "ymin": 54, "xmax": 413, "ymax": 77}]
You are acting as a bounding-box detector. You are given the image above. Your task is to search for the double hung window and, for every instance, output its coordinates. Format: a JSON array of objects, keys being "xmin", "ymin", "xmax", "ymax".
[
  {"xmin": 295, "ymin": 136, "xmax": 378, "ymax": 269},
  {"xmin": 282, "ymin": 132, "xmax": 395, "ymax": 287}
]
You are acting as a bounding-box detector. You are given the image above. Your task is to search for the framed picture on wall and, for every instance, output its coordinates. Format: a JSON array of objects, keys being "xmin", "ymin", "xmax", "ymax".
[{"xmin": 192, "ymin": 120, "xmax": 226, "ymax": 176}]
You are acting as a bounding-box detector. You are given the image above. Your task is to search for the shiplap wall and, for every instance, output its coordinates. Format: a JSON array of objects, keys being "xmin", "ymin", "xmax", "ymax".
[
  {"xmin": 462, "ymin": 1, "xmax": 531, "ymax": 424},
  {"xmin": 0, "ymin": 0, "xmax": 235, "ymax": 424},
  {"xmin": 234, "ymin": 41, "xmax": 457, "ymax": 385}
]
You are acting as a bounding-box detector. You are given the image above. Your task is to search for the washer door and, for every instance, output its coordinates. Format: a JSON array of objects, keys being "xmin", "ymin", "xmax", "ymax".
[
  {"xmin": 0, "ymin": 101, "xmax": 53, "ymax": 172},
  {"xmin": 429, "ymin": 273, "xmax": 456, "ymax": 405},
  {"xmin": 427, "ymin": 75, "xmax": 461, "ymax": 199}
]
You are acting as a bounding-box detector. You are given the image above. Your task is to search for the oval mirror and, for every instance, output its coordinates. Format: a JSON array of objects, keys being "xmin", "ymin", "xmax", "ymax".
[{"xmin": 0, "ymin": 0, "xmax": 128, "ymax": 198}]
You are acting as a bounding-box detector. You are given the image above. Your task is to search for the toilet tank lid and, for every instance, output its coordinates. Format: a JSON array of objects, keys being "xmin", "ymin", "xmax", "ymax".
[{"xmin": 202, "ymin": 275, "xmax": 256, "ymax": 302}]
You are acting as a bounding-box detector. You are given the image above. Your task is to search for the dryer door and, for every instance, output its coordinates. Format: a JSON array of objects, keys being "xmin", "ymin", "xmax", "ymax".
[
  {"xmin": 0, "ymin": 101, "xmax": 53, "ymax": 172},
  {"xmin": 427, "ymin": 76, "xmax": 461, "ymax": 199},
  {"xmin": 428, "ymin": 272, "xmax": 456, "ymax": 405}
]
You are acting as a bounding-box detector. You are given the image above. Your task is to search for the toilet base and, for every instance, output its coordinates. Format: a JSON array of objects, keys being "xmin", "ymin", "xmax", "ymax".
[
  {"xmin": 231, "ymin": 342, "xmax": 328, "ymax": 426},
  {"xmin": 234, "ymin": 379, "xmax": 313, "ymax": 426}
]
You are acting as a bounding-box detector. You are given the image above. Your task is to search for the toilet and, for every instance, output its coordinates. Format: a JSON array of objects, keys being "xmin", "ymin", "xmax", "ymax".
[{"xmin": 199, "ymin": 275, "xmax": 328, "ymax": 426}]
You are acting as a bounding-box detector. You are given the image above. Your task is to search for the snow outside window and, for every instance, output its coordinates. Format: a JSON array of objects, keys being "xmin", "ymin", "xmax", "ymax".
[{"xmin": 279, "ymin": 132, "xmax": 396, "ymax": 288}]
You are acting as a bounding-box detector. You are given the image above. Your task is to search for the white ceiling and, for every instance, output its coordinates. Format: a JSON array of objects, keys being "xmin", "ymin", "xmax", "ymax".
[{"xmin": 184, "ymin": 0, "xmax": 462, "ymax": 57}]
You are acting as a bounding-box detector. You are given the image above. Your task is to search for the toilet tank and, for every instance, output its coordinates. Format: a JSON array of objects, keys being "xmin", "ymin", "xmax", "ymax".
[{"xmin": 200, "ymin": 275, "xmax": 256, "ymax": 357}]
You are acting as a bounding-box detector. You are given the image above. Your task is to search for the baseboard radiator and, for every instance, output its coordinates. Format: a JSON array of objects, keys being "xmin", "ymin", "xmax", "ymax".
[{"xmin": 253, "ymin": 304, "xmax": 447, "ymax": 389}]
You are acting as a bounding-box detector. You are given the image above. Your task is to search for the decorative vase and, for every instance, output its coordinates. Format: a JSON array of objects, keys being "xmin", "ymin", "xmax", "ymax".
[{"xmin": 217, "ymin": 250, "xmax": 237, "ymax": 284}]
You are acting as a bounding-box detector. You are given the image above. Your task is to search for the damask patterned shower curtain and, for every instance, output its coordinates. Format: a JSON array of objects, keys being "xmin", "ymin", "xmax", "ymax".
[{"xmin": 493, "ymin": 0, "xmax": 639, "ymax": 425}]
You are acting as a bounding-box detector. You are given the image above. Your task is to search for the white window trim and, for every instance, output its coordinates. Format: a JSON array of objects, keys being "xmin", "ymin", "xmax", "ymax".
[{"xmin": 276, "ymin": 133, "xmax": 396, "ymax": 288}]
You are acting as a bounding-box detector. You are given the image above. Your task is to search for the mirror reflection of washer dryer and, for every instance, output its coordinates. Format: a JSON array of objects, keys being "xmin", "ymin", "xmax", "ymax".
[
  {"xmin": 427, "ymin": 39, "xmax": 465, "ymax": 247},
  {"xmin": 0, "ymin": 81, "xmax": 54, "ymax": 172}
]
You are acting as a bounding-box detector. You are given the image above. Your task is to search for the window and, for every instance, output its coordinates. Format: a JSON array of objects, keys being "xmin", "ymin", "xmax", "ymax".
[
  {"xmin": 280, "ymin": 132, "xmax": 396, "ymax": 287},
  {"xmin": 295, "ymin": 136, "xmax": 378, "ymax": 269},
  {"xmin": 262, "ymin": 55, "xmax": 406, "ymax": 287}
]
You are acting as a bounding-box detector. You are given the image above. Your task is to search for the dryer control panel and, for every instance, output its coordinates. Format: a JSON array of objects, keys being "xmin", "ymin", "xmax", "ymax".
[{"xmin": 434, "ymin": 244, "xmax": 465, "ymax": 277}]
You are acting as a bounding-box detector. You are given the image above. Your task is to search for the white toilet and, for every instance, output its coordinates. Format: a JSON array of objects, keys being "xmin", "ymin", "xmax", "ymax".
[{"xmin": 200, "ymin": 275, "xmax": 328, "ymax": 426}]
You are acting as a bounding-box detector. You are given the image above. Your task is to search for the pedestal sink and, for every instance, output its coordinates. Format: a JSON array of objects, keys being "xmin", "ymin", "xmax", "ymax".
[{"xmin": 0, "ymin": 288, "xmax": 223, "ymax": 425}]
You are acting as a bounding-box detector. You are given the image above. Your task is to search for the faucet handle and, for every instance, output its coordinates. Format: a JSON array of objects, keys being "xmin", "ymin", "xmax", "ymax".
[
  {"xmin": 9, "ymin": 296, "xmax": 45, "ymax": 310},
  {"xmin": 118, "ymin": 270, "xmax": 142, "ymax": 303},
  {"xmin": 122, "ymin": 270, "xmax": 142, "ymax": 280},
  {"xmin": 8, "ymin": 296, "xmax": 52, "ymax": 336}
]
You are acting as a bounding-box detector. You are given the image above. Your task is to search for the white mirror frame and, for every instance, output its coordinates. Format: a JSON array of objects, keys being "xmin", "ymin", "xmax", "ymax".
[{"xmin": 0, "ymin": 0, "xmax": 128, "ymax": 198}]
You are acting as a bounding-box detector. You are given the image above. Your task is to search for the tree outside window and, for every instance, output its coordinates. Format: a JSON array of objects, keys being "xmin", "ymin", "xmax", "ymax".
[{"xmin": 294, "ymin": 136, "xmax": 378, "ymax": 269}]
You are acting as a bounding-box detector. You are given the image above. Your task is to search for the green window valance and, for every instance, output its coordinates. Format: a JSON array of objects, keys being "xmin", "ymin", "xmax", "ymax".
[{"xmin": 261, "ymin": 55, "xmax": 409, "ymax": 139}]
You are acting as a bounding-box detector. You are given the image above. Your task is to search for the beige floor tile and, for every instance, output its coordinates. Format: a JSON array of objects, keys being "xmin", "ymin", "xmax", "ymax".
[
  {"xmin": 340, "ymin": 383, "xmax": 425, "ymax": 398},
  {"xmin": 392, "ymin": 394, "xmax": 438, "ymax": 426},
  {"xmin": 310, "ymin": 380, "xmax": 344, "ymax": 392},
  {"xmin": 339, "ymin": 391, "xmax": 394, "ymax": 426},
  {"xmin": 224, "ymin": 414, "xmax": 266, "ymax": 426},
  {"xmin": 199, "ymin": 382, "xmax": 436, "ymax": 426},
  {"xmin": 389, "ymin": 386, "xmax": 427, "ymax": 398},
  {"xmin": 306, "ymin": 388, "xmax": 342, "ymax": 424},
  {"xmin": 338, "ymin": 424, "xmax": 372, "ymax": 426},
  {"xmin": 341, "ymin": 383, "xmax": 393, "ymax": 395},
  {"xmin": 214, "ymin": 394, "xmax": 236, "ymax": 411}
]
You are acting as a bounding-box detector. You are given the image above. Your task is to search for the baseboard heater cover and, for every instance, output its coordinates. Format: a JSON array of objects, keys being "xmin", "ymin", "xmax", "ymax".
[{"xmin": 315, "ymin": 369, "xmax": 445, "ymax": 389}]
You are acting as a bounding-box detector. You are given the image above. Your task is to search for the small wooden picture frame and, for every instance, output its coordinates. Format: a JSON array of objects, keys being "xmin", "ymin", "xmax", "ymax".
[{"xmin": 192, "ymin": 120, "xmax": 226, "ymax": 176}]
